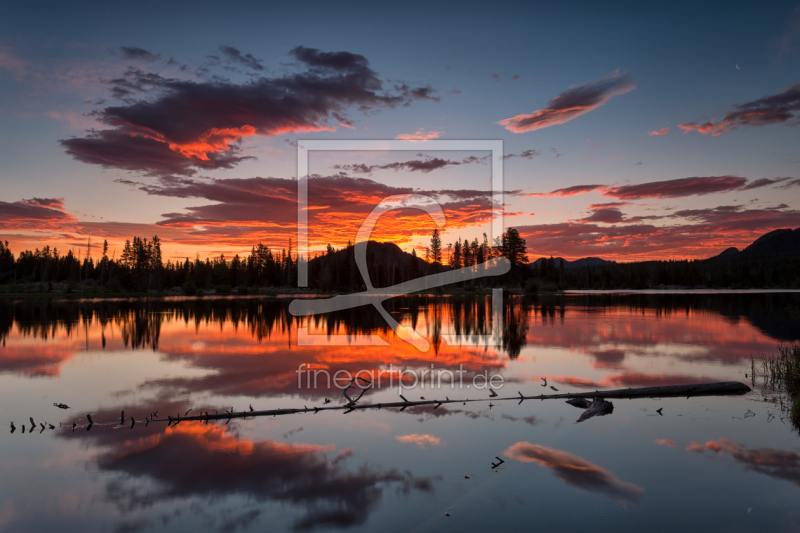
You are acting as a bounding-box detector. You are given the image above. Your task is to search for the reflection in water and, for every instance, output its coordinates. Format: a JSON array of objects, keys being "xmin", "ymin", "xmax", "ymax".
[
  {"xmin": 0, "ymin": 294, "xmax": 797, "ymax": 400},
  {"xmin": 1, "ymin": 293, "xmax": 800, "ymax": 531},
  {"xmin": 504, "ymin": 441, "xmax": 644, "ymax": 504},
  {"xmin": 95, "ymin": 422, "xmax": 433, "ymax": 531},
  {"xmin": 685, "ymin": 438, "xmax": 800, "ymax": 487}
]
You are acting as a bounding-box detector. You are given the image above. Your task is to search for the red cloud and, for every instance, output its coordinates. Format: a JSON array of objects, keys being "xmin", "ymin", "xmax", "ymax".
[
  {"xmin": 498, "ymin": 71, "xmax": 635, "ymax": 133},
  {"xmin": 0, "ymin": 198, "xmax": 78, "ymax": 231},
  {"xmin": 134, "ymin": 174, "xmax": 514, "ymax": 251},
  {"xmin": 504, "ymin": 441, "xmax": 643, "ymax": 504},
  {"xmin": 527, "ymin": 175, "xmax": 784, "ymax": 200},
  {"xmin": 603, "ymin": 176, "xmax": 747, "ymax": 199},
  {"xmin": 61, "ymin": 47, "xmax": 438, "ymax": 177},
  {"xmin": 655, "ymin": 438, "xmax": 676, "ymax": 448},
  {"xmin": 678, "ymin": 83, "xmax": 800, "ymax": 136},
  {"xmin": 648, "ymin": 128, "xmax": 670, "ymax": 136},
  {"xmin": 517, "ymin": 204, "xmax": 800, "ymax": 260}
]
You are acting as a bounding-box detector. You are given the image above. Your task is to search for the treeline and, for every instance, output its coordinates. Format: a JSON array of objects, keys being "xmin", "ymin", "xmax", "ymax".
[
  {"xmin": 3, "ymin": 228, "xmax": 795, "ymax": 294},
  {"xmin": 0, "ymin": 228, "xmax": 532, "ymax": 294},
  {"xmin": 0, "ymin": 238, "xmax": 300, "ymax": 293},
  {"xmin": 527, "ymin": 252, "xmax": 800, "ymax": 291}
]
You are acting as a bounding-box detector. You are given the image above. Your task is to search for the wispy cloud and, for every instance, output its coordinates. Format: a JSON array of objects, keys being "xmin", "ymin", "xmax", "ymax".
[
  {"xmin": 678, "ymin": 83, "xmax": 800, "ymax": 136},
  {"xmin": 527, "ymin": 175, "xmax": 788, "ymax": 199},
  {"xmin": 502, "ymin": 149, "xmax": 541, "ymax": 160},
  {"xmin": 394, "ymin": 128, "xmax": 443, "ymax": 141},
  {"xmin": 116, "ymin": 46, "xmax": 161, "ymax": 62},
  {"xmin": 219, "ymin": 46, "xmax": 265, "ymax": 71},
  {"xmin": 498, "ymin": 71, "xmax": 635, "ymax": 133},
  {"xmin": 648, "ymin": 127, "xmax": 670, "ymax": 136},
  {"xmin": 333, "ymin": 154, "xmax": 487, "ymax": 174}
]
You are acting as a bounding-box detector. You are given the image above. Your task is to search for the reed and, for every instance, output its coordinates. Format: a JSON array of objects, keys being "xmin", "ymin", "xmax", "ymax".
[{"xmin": 758, "ymin": 343, "xmax": 800, "ymax": 393}]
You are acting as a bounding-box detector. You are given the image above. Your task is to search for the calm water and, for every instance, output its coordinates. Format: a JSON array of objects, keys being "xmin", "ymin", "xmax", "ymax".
[{"xmin": 1, "ymin": 293, "xmax": 799, "ymax": 532}]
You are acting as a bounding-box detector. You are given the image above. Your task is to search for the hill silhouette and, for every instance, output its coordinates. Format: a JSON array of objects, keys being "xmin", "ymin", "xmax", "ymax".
[{"xmin": 713, "ymin": 227, "xmax": 800, "ymax": 258}]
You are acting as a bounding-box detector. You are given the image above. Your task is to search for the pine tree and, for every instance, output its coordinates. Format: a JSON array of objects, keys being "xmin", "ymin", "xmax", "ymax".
[{"xmin": 430, "ymin": 229, "xmax": 442, "ymax": 264}]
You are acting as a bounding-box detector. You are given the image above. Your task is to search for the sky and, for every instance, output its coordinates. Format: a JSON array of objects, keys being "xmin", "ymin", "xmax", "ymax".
[{"xmin": 1, "ymin": 0, "xmax": 800, "ymax": 262}]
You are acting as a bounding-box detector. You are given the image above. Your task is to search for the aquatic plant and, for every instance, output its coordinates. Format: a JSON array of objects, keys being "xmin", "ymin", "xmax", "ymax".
[
  {"xmin": 752, "ymin": 343, "xmax": 800, "ymax": 434},
  {"xmin": 757, "ymin": 343, "xmax": 800, "ymax": 393}
]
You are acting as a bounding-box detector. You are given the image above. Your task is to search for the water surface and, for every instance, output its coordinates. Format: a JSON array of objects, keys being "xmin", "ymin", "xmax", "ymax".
[{"xmin": 1, "ymin": 293, "xmax": 799, "ymax": 532}]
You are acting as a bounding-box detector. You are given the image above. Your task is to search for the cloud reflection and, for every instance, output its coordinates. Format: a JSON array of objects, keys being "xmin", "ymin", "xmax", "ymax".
[
  {"xmin": 686, "ymin": 438, "xmax": 800, "ymax": 486},
  {"xmin": 504, "ymin": 441, "xmax": 643, "ymax": 504},
  {"xmin": 98, "ymin": 422, "xmax": 434, "ymax": 531}
]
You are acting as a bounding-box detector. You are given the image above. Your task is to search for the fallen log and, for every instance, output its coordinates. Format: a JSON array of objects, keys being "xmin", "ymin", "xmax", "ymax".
[
  {"xmin": 575, "ymin": 398, "xmax": 614, "ymax": 423},
  {"xmin": 150, "ymin": 381, "xmax": 750, "ymax": 424}
]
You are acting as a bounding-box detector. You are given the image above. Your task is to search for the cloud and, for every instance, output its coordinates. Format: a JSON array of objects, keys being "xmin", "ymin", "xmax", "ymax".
[
  {"xmin": 526, "ymin": 184, "xmax": 604, "ymax": 198},
  {"xmin": 395, "ymin": 434, "xmax": 442, "ymax": 448},
  {"xmin": 502, "ymin": 149, "xmax": 541, "ymax": 160},
  {"xmin": 333, "ymin": 154, "xmax": 487, "ymax": 174},
  {"xmin": 21, "ymin": 197, "xmax": 66, "ymax": 211},
  {"xmin": 504, "ymin": 441, "xmax": 643, "ymax": 504},
  {"xmin": 648, "ymin": 128, "xmax": 670, "ymax": 136},
  {"xmin": 219, "ymin": 46, "xmax": 265, "ymax": 71},
  {"xmin": 0, "ymin": 198, "xmax": 77, "ymax": 231},
  {"xmin": 578, "ymin": 205, "xmax": 659, "ymax": 224},
  {"xmin": 0, "ymin": 47, "xmax": 28, "ymax": 80},
  {"xmin": 678, "ymin": 83, "xmax": 800, "ymax": 136},
  {"xmin": 135, "ymin": 174, "xmax": 514, "ymax": 249},
  {"xmin": 777, "ymin": 178, "xmax": 800, "ymax": 189},
  {"xmin": 63, "ymin": 130, "xmax": 252, "ymax": 177},
  {"xmin": 394, "ymin": 128, "xmax": 442, "ymax": 141},
  {"xmin": 604, "ymin": 176, "xmax": 747, "ymax": 199},
  {"xmin": 527, "ymin": 175, "xmax": 789, "ymax": 200},
  {"xmin": 740, "ymin": 177, "xmax": 791, "ymax": 190},
  {"xmin": 686, "ymin": 438, "xmax": 800, "ymax": 486},
  {"xmin": 117, "ymin": 46, "xmax": 160, "ymax": 62},
  {"xmin": 61, "ymin": 47, "xmax": 438, "ymax": 177},
  {"xmin": 498, "ymin": 71, "xmax": 635, "ymax": 133},
  {"xmin": 655, "ymin": 438, "xmax": 676, "ymax": 448},
  {"xmin": 516, "ymin": 204, "xmax": 800, "ymax": 260}
]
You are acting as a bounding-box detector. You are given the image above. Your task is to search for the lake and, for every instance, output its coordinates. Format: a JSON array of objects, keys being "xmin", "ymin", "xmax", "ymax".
[{"xmin": 1, "ymin": 292, "xmax": 799, "ymax": 532}]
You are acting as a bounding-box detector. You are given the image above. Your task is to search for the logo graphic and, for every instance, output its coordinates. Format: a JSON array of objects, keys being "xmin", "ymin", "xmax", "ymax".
[{"xmin": 290, "ymin": 140, "xmax": 507, "ymax": 351}]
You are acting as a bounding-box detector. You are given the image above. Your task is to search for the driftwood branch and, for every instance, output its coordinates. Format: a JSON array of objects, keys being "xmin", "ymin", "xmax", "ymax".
[{"xmin": 150, "ymin": 381, "xmax": 750, "ymax": 424}]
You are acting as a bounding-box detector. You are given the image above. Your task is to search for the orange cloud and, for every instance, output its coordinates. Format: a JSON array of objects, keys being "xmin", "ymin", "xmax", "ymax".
[
  {"xmin": 655, "ymin": 438, "xmax": 676, "ymax": 448},
  {"xmin": 648, "ymin": 128, "xmax": 670, "ymax": 136},
  {"xmin": 395, "ymin": 434, "xmax": 442, "ymax": 448},
  {"xmin": 394, "ymin": 129, "xmax": 443, "ymax": 141}
]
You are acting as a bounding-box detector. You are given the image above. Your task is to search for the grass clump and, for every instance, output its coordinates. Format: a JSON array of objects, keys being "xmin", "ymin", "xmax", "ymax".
[{"xmin": 756, "ymin": 343, "xmax": 800, "ymax": 393}]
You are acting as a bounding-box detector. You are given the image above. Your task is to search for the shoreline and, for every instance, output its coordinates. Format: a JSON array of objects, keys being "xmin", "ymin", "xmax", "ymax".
[{"xmin": 1, "ymin": 287, "xmax": 800, "ymax": 301}]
